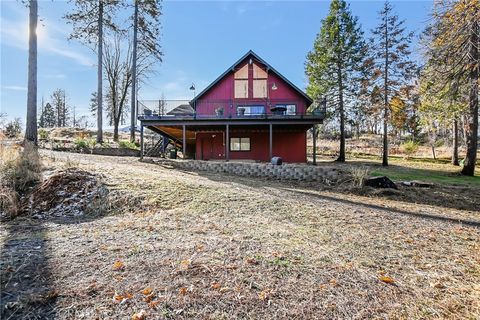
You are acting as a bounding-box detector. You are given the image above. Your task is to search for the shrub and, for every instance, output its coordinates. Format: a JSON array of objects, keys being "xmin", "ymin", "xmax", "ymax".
[
  {"xmin": 74, "ymin": 138, "xmax": 95, "ymax": 150},
  {"xmin": 401, "ymin": 140, "xmax": 419, "ymax": 159},
  {"xmin": 0, "ymin": 142, "xmax": 42, "ymax": 194},
  {"xmin": 349, "ymin": 166, "xmax": 370, "ymax": 188},
  {"xmin": 118, "ymin": 140, "xmax": 139, "ymax": 149},
  {"xmin": 4, "ymin": 118, "xmax": 22, "ymax": 138},
  {"xmin": 38, "ymin": 128, "xmax": 49, "ymax": 140}
]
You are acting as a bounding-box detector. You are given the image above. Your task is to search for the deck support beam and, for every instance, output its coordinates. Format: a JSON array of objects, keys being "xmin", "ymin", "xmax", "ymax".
[
  {"xmin": 140, "ymin": 124, "xmax": 144, "ymax": 159},
  {"xmin": 225, "ymin": 124, "xmax": 230, "ymax": 161},
  {"xmin": 182, "ymin": 124, "xmax": 186, "ymax": 159},
  {"xmin": 269, "ymin": 123, "xmax": 273, "ymax": 161},
  {"xmin": 312, "ymin": 125, "xmax": 316, "ymax": 165}
]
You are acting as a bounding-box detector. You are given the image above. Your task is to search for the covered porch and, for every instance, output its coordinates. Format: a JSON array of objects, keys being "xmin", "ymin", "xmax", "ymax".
[{"xmin": 139, "ymin": 119, "xmax": 320, "ymax": 164}]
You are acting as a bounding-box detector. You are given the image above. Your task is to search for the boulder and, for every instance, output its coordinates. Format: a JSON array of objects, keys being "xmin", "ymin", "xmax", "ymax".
[{"xmin": 365, "ymin": 176, "xmax": 397, "ymax": 189}]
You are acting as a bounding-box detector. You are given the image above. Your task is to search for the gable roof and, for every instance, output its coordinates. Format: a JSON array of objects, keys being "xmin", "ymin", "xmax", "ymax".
[
  {"xmin": 190, "ymin": 50, "xmax": 313, "ymax": 106},
  {"xmin": 167, "ymin": 104, "xmax": 194, "ymax": 116}
]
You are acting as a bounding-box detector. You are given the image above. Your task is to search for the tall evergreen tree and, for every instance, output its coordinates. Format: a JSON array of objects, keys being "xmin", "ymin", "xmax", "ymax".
[
  {"xmin": 65, "ymin": 0, "xmax": 120, "ymax": 143},
  {"xmin": 424, "ymin": 0, "xmax": 479, "ymax": 176},
  {"xmin": 369, "ymin": 1, "xmax": 416, "ymax": 166},
  {"xmin": 305, "ymin": 0, "xmax": 365, "ymax": 162},
  {"xmin": 25, "ymin": 0, "xmax": 38, "ymax": 144},
  {"xmin": 129, "ymin": 0, "xmax": 163, "ymax": 142},
  {"xmin": 39, "ymin": 102, "xmax": 56, "ymax": 128}
]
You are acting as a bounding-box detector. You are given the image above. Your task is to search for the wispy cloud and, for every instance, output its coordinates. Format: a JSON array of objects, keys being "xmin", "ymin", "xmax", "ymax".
[
  {"xmin": 3, "ymin": 85, "xmax": 27, "ymax": 91},
  {"xmin": 0, "ymin": 15, "xmax": 94, "ymax": 67}
]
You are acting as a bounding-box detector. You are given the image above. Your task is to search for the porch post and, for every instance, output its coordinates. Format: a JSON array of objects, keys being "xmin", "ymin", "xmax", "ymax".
[
  {"xmin": 140, "ymin": 124, "xmax": 144, "ymax": 159},
  {"xmin": 269, "ymin": 123, "xmax": 273, "ymax": 161},
  {"xmin": 182, "ymin": 124, "xmax": 186, "ymax": 159},
  {"xmin": 312, "ymin": 125, "xmax": 317, "ymax": 165},
  {"xmin": 226, "ymin": 124, "xmax": 230, "ymax": 161}
]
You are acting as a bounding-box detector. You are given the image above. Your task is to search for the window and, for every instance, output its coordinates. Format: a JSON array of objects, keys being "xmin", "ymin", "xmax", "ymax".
[
  {"xmin": 234, "ymin": 64, "xmax": 249, "ymax": 98},
  {"xmin": 253, "ymin": 63, "xmax": 268, "ymax": 98},
  {"xmin": 237, "ymin": 105, "xmax": 265, "ymax": 115},
  {"xmin": 230, "ymin": 137, "xmax": 250, "ymax": 151},
  {"xmin": 275, "ymin": 104, "xmax": 296, "ymax": 115}
]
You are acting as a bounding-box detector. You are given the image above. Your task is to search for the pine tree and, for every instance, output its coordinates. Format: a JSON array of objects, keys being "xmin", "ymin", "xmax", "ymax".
[
  {"xmin": 369, "ymin": 1, "xmax": 416, "ymax": 166},
  {"xmin": 305, "ymin": 0, "xmax": 365, "ymax": 162},
  {"xmin": 423, "ymin": 0, "xmax": 479, "ymax": 176},
  {"xmin": 39, "ymin": 102, "xmax": 56, "ymax": 128},
  {"xmin": 130, "ymin": 0, "xmax": 163, "ymax": 142},
  {"xmin": 25, "ymin": 0, "xmax": 38, "ymax": 144},
  {"xmin": 65, "ymin": 0, "xmax": 120, "ymax": 143}
]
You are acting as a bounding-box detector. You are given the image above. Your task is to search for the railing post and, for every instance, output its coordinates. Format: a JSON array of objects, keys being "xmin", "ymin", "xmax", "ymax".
[
  {"xmin": 182, "ymin": 124, "xmax": 186, "ymax": 159},
  {"xmin": 312, "ymin": 125, "xmax": 317, "ymax": 165},
  {"xmin": 269, "ymin": 123, "xmax": 273, "ymax": 161},
  {"xmin": 140, "ymin": 124, "xmax": 144, "ymax": 159},
  {"xmin": 226, "ymin": 124, "xmax": 229, "ymax": 161}
]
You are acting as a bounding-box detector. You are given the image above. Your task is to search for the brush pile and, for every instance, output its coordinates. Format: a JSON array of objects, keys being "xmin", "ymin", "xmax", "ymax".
[{"xmin": 26, "ymin": 168, "xmax": 108, "ymax": 219}]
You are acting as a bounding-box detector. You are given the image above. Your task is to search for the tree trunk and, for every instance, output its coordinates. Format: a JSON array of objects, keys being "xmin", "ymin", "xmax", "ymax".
[
  {"xmin": 382, "ymin": 15, "xmax": 389, "ymax": 167},
  {"xmin": 113, "ymin": 120, "xmax": 119, "ymax": 142},
  {"xmin": 452, "ymin": 118, "xmax": 459, "ymax": 166},
  {"xmin": 337, "ymin": 67, "xmax": 345, "ymax": 162},
  {"xmin": 25, "ymin": 0, "xmax": 38, "ymax": 144},
  {"xmin": 96, "ymin": 0, "xmax": 104, "ymax": 143},
  {"xmin": 461, "ymin": 18, "xmax": 478, "ymax": 176},
  {"xmin": 431, "ymin": 144, "xmax": 436, "ymax": 160},
  {"xmin": 130, "ymin": 0, "xmax": 138, "ymax": 143}
]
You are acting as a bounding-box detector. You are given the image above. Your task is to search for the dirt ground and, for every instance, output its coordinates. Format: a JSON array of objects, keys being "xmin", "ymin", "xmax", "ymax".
[{"xmin": 1, "ymin": 151, "xmax": 479, "ymax": 319}]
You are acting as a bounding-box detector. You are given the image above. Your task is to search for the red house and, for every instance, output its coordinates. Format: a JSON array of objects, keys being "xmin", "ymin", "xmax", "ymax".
[{"xmin": 138, "ymin": 50, "xmax": 325, "ymax": 163}]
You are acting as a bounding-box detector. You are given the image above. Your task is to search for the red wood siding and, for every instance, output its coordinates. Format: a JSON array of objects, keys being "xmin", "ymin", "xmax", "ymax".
[
  {"xmin": 195, "ymin": 130, "xmax": 306, "ymax": 163},
  {"xmin": 195, "ymin": 59, "xmax": 308, "ymax": 117}
]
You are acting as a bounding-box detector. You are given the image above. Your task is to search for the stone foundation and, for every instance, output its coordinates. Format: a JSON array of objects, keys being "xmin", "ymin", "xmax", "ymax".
[{"xmin": 144, "ymin": 158, "xmax": 339, "ymax": 182}]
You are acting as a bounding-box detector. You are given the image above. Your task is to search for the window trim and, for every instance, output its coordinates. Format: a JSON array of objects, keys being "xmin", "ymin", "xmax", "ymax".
[
  {"xmin": 236, "ymin": 105, "xmax": 265, "ymax": 116},
  {"xmin": 274, "ymin": 104, "xmax": 297, "ymax": 115},
  {"xmin": 230, "ymin": 137, "xmax": 251, "ymax": 152}
]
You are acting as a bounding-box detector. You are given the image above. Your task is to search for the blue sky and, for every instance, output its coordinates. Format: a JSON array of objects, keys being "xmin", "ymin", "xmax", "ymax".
[{"xmin": 0, "ymin": 0, "xmax": 432, "ymax": 125}]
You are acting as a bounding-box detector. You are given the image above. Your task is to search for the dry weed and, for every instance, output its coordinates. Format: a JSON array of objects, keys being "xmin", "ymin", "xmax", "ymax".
[{"xmin": 0, "ymin": 142, "xmax": 42, "ymax": 193}]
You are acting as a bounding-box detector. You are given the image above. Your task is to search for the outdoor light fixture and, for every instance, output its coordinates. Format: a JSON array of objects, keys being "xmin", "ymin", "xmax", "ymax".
[
  {"xmin": 271, "ymin": 82, "xmax": 278, "ymax": 90},
  {"xmin": 189, "ymin": 83, "xmax": 195, "ymax": 91},
  {"xmin": 249, "ymin": 58, "xmax": 253, "ymax": 65}
]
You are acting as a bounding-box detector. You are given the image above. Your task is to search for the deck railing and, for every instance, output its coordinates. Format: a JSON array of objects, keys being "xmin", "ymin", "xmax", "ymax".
[{"xmin": 137, "ymin": 99, "xmax": 326, "ymax": 120}]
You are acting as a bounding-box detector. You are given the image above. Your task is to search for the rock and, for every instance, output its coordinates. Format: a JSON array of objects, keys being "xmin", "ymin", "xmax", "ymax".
[
  {"xmin": 365, "ymin": 176, "xmax": 397, "ymax": 189},
  {"xmin": 401, "ymin": 180, "xmax": 434, "ymax": 188}
]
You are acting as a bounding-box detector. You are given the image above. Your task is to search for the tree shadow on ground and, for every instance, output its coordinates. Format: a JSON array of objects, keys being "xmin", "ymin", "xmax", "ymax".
[
  {"xmin": 172, "ymin": 165, "xmax": 480, "ymax": 226},
  {"xmin": 0, "ymin": 218, "xmax": 57, "ymax": 320},
  {"xmin": 0, "ymin": 207, "xmax": 111, "ymax": 319}
]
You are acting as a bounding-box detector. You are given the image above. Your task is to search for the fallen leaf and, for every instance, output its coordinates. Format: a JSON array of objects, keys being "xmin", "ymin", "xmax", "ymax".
[
  {"xmin": 245, "ymin": 257, "xmax": 258, "ymax": 265},
  {"xmin": 143, "ymin": 292, "xmax": 156, "ymax": 303},
  {"xmin": 179, "ymin": 287, "xmax": 188, "ymax": 296},
  {"xmin": 329, "ymin": 279, "xmax": 338, "ymax": 286},
  {"xmin": 219, "ymin": 287, "xmax": 230, "ymax": 293},
  {"xmin": 179, "ymin": 260, "xmax": 191, "ymax": 271},
  {"xmin": 211, "ymin": 282, "xmax": 221, "ymax": 290},
  {"xmin": 142, "ymin": 287, "xmax": 153, "ymax": 295},
  {"xmin": 258, "ymin": 288, "xmax": 272, "ymax": 301},
  {"xmin": 148, "ymin": 300, "xmax": 161, "ymax": 310},
  {"xmin": 132, "ymin": 309, "xmax": 146, "ymax": 320},
  {"xmin": 113, "ymin": 260, "xmax": 124, "ymax": 271},
  {"xmin": 379, "ymin": 276, "xmax": 395, "ymax": 284}
]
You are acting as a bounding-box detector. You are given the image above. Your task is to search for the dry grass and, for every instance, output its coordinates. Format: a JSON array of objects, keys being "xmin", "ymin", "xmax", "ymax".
[
  {"xmin": 0, "ymin": 142, "xmax": 42, "ymax": 193},
  {"xmin": 1, "ymin": 151, "xmax": 479, "ymax": 319}
]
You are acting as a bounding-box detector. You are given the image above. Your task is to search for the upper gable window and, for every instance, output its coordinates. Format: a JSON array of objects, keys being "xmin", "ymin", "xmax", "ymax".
[
  {"xmin": 234, "ymin": 64, "xmax": 248, "ymax": 98},
  {"xmin": 253, "ymin": 63, "xmax": 267, "ymax": 98}
]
